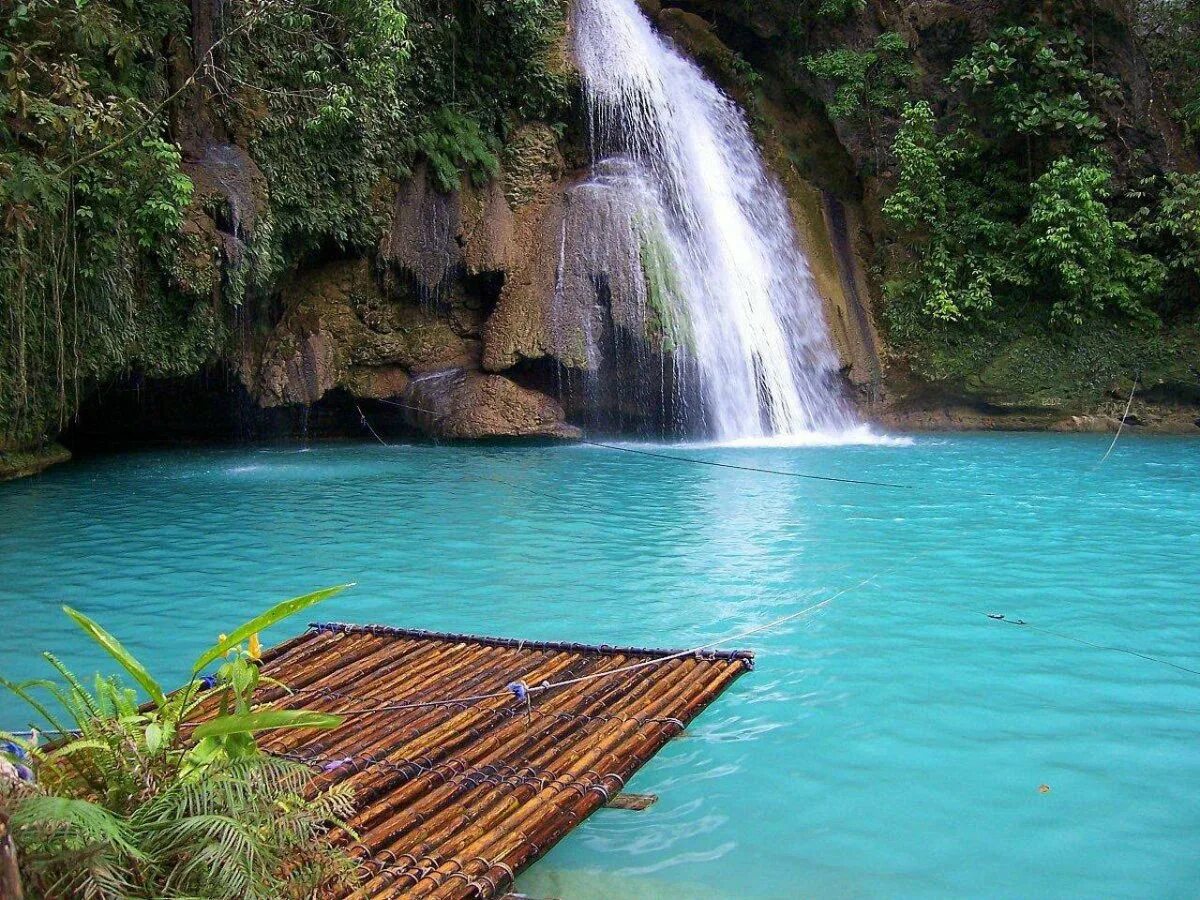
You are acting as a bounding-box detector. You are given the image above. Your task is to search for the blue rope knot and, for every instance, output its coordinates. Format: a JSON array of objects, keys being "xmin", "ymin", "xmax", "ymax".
[
  {"xmin": 2, "ymin": 741, "xmax": 27, "ymax": 760},
  {"xmin": 321, "ymin": 756, "xmax": 353, "ymax": 773},
  {"xmin": 507, "ymin": 681, "xmax": 529, "ymax": 703},
  {"xmin": 199, "ymin": 674, "xmax": 217, "ymax": 690}
]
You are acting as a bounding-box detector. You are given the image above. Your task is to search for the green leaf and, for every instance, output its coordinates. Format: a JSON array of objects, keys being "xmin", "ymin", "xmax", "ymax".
[
  {"xmin": 11, "ymin": 796, "xmax": 143, "ymax": 859},
  {"xmin": 63, "ymin": 606, "xmax": 166, "ymax": 708},
  {"xmin": 192, "ymin": 709, "xmax": 343, "ymax": 740},
  {"xmin": 192, "ymin": 584, "xmax": 353, "ymax": 674},
  {"xmin": 145, "ymin": 721, "xmax": 163, "ymax": 754},
  {"xmin": 2, "ymin": 677, "xmax": 74, "ymax": 736},
  {"xmin": 45, "ymin": 738, "xmax": 109, "ymax": 760}
]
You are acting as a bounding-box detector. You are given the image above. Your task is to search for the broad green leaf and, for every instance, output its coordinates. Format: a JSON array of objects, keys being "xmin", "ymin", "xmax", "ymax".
[
  {"xmin": 145, "ymin": 721, "xmax": 163, "ymax": 754},
  {"xmin": 192, "ymin": 709, "xmax": 343, "ymax": 740},
  {"xmin": 192, "ymin": 584, "xmax": 353, "ymax": 673},
  {"xmin": 63, "ymin": 606, "xmax": 166, "ymax": 708}
]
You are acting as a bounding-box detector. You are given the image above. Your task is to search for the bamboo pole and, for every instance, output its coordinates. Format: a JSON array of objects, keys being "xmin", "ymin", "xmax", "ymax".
[
  {"xmin": 200, "ymin": 627, "xmax": 751, "ymax": 900},
  {"xmin": 355, "ymin": 657, "xmax": 710, "ymax": 897},
  {"xmin": 393, "ymin": 659, "xmax": 704, "ymax": 898}
]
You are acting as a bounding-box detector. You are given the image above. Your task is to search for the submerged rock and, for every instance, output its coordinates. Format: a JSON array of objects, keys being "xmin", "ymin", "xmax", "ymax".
[{"xmin": 406, "ymin": 369, "xmax": 580, "ymax": 441}]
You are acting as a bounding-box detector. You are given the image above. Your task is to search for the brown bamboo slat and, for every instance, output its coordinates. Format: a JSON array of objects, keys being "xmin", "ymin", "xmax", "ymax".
[{"xmin": 215, "ymin": 622, "xmax": 752, "ymax": 899}]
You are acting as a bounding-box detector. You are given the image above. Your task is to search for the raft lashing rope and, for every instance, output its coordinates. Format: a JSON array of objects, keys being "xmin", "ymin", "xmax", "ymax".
[{"xmin": 289, "ymin": 571, "xmax": 885, "ymax": 717}]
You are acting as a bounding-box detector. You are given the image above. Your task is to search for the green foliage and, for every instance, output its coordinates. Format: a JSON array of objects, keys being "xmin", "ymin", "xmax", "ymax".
[
  {"xmin": 0, "ymin": 0, "xmax": 213, "ymax": 447},
  {"xmin": 6, "ymin": 756, "xmax": 355, "ymax": 899},
  {"xmin": 0, "ymin": 586, "xmax": 353, "ymax": 898},
  {"xmin": 418, "ymin": 109, "xmax": 501, "ymax": 193},
  {"xmin": 223, "ymin": 0, "xmax": 411, "ymax": 254},
  {"xmin": 803, "ymin": 32, "xmax": 914, "ymax": 121},
  {"xmin": 1133, "ymin": 0, "xmax": 1200, "ymax": 144},
  {"xmin": 883, "ymin": 102, "xmax": 1027, "ymax": 326},
  {"xmin": 1026, "ymin": 157, "xmax": 1163, "ymax": 326},
  {"xmin": 1135, "ymin": 172, "xmax": 1200, "ymax": 290},
  {"xmin": 948, "ymin": 26, "xmax": 1117, "ymax": 144},
  {"xmin": 883, "ymin": 25, "xmax": 1173, "ymax": 343},
  {"xmin": 1, "ymin": 0, "xmax": 571, "ymax": 451},
  {"xmin": 815, "ymin": 0, "xmax": 867, "ymax": 21}
]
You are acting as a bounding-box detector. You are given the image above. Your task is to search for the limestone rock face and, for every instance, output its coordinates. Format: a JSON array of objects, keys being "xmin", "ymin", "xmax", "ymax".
[
  {"xmin": 240, "ymin": 257, "xmax": 579, "ymax": 442},
  {"xmin": 173, "ymin": 144, "xmax": 268, "ymax": 302},
  {"xmin": 244, "ymin": 260, "xmax": 474, "ymax": 408},
  {"xmin": 382, "ymin": 161, "xmax": 516, "ymax": 296},
  {"xmin": 481, "ymin": 126, "xmax": 579, "ymax": 373}
]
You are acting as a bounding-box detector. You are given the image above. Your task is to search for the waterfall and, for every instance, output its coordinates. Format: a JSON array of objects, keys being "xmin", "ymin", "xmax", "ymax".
[{"xmin": 569, "ymin": 0, "xmax": 859, "ymax": 441}]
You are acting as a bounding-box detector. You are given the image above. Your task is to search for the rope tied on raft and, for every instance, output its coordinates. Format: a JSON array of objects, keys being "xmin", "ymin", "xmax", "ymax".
[
  {"xmin": 297, "ymin": 569, "xmax": 888, "ymax": 720},
  {"xmin": 507, "ymin": 680, "xmax": 532, "ymax": 722}
]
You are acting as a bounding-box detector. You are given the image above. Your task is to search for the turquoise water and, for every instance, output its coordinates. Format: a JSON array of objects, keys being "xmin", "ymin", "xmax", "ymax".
[{"xmin": 1, "ymin": 434, "xmax": 1198, "ymax": 898}]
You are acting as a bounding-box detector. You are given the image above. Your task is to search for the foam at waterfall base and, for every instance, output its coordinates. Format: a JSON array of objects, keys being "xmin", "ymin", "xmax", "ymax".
[
  {"xmin": 576, "ymin": 425, "xmax": 913, "ymax": 451},
  {"xmin": 701, "ymin": 425, "xmax": 914, "ymax": 448}
]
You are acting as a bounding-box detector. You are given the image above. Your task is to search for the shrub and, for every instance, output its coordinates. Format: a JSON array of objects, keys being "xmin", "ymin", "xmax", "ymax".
[{"xmin": 0, "ymin": 585, "xmax": 355, "ymax": 899}]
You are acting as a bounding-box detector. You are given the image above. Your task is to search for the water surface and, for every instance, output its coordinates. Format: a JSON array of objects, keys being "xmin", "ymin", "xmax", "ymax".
[{"xmin": 1, "ymin": 434, "xmax": 1197, "ymax": 898}]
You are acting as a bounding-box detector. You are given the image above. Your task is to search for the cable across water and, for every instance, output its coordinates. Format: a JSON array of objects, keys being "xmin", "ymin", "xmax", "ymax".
[
  {"xmin": 983, "ymin": 613, "xmax": 1200, "ymax": 677},
  {"xmin": 577, "ymin": 439, "xmax": 910, "ymax": 489}
]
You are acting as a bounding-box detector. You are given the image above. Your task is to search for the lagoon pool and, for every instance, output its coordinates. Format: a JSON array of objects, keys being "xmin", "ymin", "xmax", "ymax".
[{"xmin": 1, "ymin": 434, "xmax": 1197, "ymax": 898}]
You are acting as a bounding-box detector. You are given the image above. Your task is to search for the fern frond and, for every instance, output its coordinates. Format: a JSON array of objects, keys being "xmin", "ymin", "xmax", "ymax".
[
  {"xmin": 10, "ymin": 795, "xmax": 141, "ymax": 858},
  {"xmin": 1, "ymin": 677, "xmax": 74, "ymax": 736},
  {"xmin": 43, "ymin": 652, "xmax": 102, "ymax": 721}
]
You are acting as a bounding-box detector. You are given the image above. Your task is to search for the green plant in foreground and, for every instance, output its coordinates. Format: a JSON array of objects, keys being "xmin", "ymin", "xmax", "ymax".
[{"xmin": 0, "ymin": 585, "xmax": 355, "ymax": 898}]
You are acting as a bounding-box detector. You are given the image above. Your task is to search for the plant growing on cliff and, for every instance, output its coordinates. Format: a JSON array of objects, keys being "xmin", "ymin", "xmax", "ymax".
[
  {"xmin": 883, "ymin": 25, "xmax": 1169, "ymax": 337},
  {"xmin": 883, "ymin": 102, "xmax": 1026, "ymax": 325},
  {"xmin": 948, "ymin": 27, "xmax": 1117, "ymax": 141},
  {"xmin": 0, "ymin": 0, "xmax": 211, "ymax": 447},
  {"xmin": 1134, "ymin": 172, "xmax": 1200, "ymax": 304},
  {"xmin": 0, "ymin": 586, "xmax": 354, "ymax": 898},
  {"xmin": 418, "ymin": 108, "xmax": 501, "ymax": 193},
  {"xmin": 815, "ymin": 0, "xmax": 867, "ymax": 21},
  {"xmin": 223, "ymin": 0, "xmax": 411, "ymax": 253},
  {"xmin": 0, "ymin": 0, "xmax": 572, "ymax": 455},
  {"xmin": 803, "ymin": 32, "xmax": 914, "ymax": 165},
  {"xmin": 1026, "ymin": 157, "xmax": 1163, "ymax": 326},
  {"xmin": 1132, "ymin": 0, "xmax": 1200, "ymax": 145}
]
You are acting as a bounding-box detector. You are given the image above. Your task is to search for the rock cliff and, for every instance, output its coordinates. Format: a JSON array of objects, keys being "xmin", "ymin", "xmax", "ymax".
[{"xmin": 3, "ymin": 0, "xmax": 1198, "ymax": 480}]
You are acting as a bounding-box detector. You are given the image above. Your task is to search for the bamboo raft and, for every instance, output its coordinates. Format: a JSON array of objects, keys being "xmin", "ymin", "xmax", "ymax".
[{"xmin": 196, "ymin": 622, "xmax": 753, "ymax": 899}]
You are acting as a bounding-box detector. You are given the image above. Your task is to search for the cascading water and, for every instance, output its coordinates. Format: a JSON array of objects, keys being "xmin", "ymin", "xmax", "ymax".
[{"xmin": 568, "ymin": 0, "xmax": 859, "ymax": 441}]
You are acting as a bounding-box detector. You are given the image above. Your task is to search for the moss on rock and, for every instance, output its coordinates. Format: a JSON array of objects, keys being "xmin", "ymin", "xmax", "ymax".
[{"xmin": 0, "ymin": 443, "xmax": 71, "ymax": 481}]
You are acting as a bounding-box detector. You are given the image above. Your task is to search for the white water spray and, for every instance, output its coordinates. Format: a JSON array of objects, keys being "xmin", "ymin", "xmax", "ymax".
[{"xmin": 572, "ymin": 0, "xmax": 859, "ymax": 440}]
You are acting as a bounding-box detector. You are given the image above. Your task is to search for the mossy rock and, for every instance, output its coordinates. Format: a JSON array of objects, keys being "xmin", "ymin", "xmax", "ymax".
[
  {"xmin": 0, "ymin": 443, "xmax": 71, "ymax": 480},
  {"xmin": 502, "ymin": 124, "xmax": 565, "ymax": 209},
  {"xmin": 247, "ymin": 259, "xmax": 476, "ymax": 406}
]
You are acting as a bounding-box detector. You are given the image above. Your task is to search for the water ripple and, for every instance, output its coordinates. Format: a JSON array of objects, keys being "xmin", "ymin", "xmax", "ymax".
[{"xmin": 1, "ymin": 434, "xmax": 1198, "ymax": 898}]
